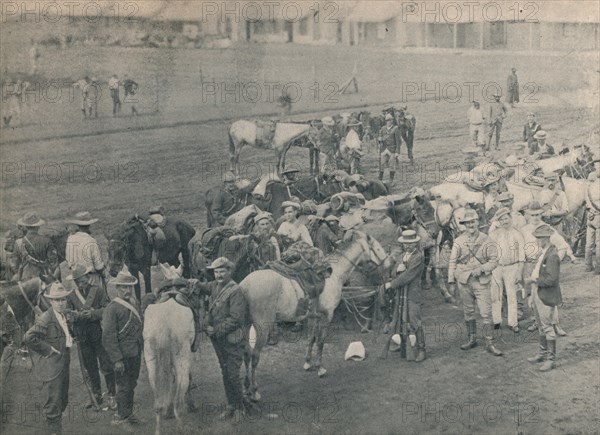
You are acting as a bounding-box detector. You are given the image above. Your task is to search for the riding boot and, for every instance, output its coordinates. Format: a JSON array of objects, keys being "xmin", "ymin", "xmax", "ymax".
[
  {"xmin": 485, "ymin": 336, "xmax": 503, "ymax": 356},
  {"xmin": 539, "ymin": 339, "xmax": 556, "ymax": 371},
  {"xmin": 389, "ymin": 171, "xmax": 395, "ymax": 184},
  {"xmin": 527, "ymin": 335, "xmax": 547, "ymax": 363},
  {"xmin": 554, "ymin": 324, "xmax": 567, "ymax": 336},
  {"xmin": 191, "ymin": 311, "xmax": 201, "ymax": 352},
  {"xmin": 460, "ymin": 320, "xmax": 478, "ymax": 350},
  {"xmin": 378, "ymin": 171, "xmax": 384, "ymax": 181},
  {"xmin": 415, "ymin": 328, "xmax": 426, "ymax": 362}
]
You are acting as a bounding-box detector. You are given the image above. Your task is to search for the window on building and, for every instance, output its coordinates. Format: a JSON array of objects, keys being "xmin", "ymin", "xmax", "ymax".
[{"xmin": 562, "ymin": 23, "xmax": 578, "ymax": 38}]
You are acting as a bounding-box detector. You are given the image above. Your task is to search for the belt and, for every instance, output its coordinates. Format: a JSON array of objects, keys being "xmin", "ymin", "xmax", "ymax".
[{"xmin": 498, "ymin": 262, "xmax": 519, "ymax": 267}]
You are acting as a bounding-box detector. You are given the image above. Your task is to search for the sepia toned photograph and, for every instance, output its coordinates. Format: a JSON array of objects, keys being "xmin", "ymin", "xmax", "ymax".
[{"xmin": 1, "ymin": 1, "xmax": 599, "ymax": 434}]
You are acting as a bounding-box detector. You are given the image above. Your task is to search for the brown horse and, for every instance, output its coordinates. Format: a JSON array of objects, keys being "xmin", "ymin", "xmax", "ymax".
[{"xmin": 107, "ymin": 215, "xmax": 196, "ymax": 300}]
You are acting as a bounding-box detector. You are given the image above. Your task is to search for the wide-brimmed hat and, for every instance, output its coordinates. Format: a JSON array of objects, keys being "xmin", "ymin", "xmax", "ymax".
[
  {"xmin": 149, "ymin": 205, "xmax": 164, "ymax": 215},
  {"xmin": 512, "ymin": 143, "xmax": 526, "ymax": 150},
  {"xmin": 527, "ymin": 112, "xmax": 536, "ymax": 116},
  {"xmin": 321, "ymin": 116, "xmax": 335, "ymax": 126},
  {"xmin": 281, "ymin": 168, "xmax": 300, "ymax": 177},
  {"xmin": 497, "ymin": 192, "xmax": 514, "ymax": 202},
  {"xmin": 397, "ymin": 229, "xmax": 420, "ymax": 244},
  {"xmin": 324, "ymin": 215, "xmax": 339, "ymax": 223},
  {"xmin": 68, "ymin": 263, "xmax": 92, "ymax": 281},
  {"xmin": 158, "ymin": 277, "xmax": 188, "ymax": 291},
  {"xmin": 483, "ymin": 175, "xmax": 501, "ymax": 187},
  {"xmin": 534, "ymin": 130, "xmax": 547, "ymax": 140},
  {"xmin": 511, "ymin": 67, "xmax": 517, "ymax": 72},
  {"xmin": 347, "ymin": 118, "xmax": 362, "ymax": 127},
  {"xmin": 526, "ymin": 201, "xmax": 544, "ymax": 215},
  {"xmin": 112, "ymin": 270, "xmax": 138, "ymax": 286},
  {"xmin": 344, "ymin": 341, "xmax": 366, "ymax": 361},
  {"xmin": 533, "ymin": 224, "xmax": 554, "ymax": 238},
  {"xmin": 493, "ymin": 92, "xmax": 502, "ymax": 98},
  {"xmin": 207, "ymin": 257, "xmax": 234, "ymax": 270},
  {"xmin": 66, "ymin": 211, "xmax": 98, "ymax": 226},
  {"xmin": 494, "ymin": 207, "xmax": 511, "ymax": 220},
  {"xmin": 254, "ymin": 211, "xmax": 274, "ymax": 224},
  {"xmin": 44, "ymin": 282, "xmax": 72, "ymax": 299},
  {"xmin": 460, "ymin": 209, "xmax": 479, "ymax": 224},
  {"xmin": 385, "ymin": 113, "xmax": 394, "ymax": 121},
  {"xmin": 281, "ymin": 200, "xmax": 302, "ymax": 210},
  {"xmin": 223, "ymin": 171, "xmax": 236, "ymax": 183},
  {"xmin": 17, "ymin": 212, "xmax": 45, "ymax": 227}
]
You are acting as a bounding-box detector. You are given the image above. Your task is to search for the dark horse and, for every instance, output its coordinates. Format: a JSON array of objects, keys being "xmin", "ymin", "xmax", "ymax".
[
  {"xmin": 107, "ymin": 216, "xmax": 196, "ymax": 300},
  {"xmin": 249, "ymin": 175, "xmax": 344, "ymax": 220},
  {"xmin": 0, "ymin": 277, "xmax": 52, "ymax": 336}
]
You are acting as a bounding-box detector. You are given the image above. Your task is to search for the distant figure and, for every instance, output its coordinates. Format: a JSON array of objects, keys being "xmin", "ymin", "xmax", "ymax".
[
  {"xmin": 523, "ymin": 112, "xmax": 542, "ymax": 155},
  {"xmin": 122, "ymin": 75, "xmax": 139, "ymax": 116},
  {"xmin": 3, "ymin": 79, "xmax": 28, "ymax": 128},
  {"xmin": 507, "ymin": 67, "xmax": 519, "ymax": 108},
  {"xmin": 75, "ymin": 76, "xmax": 94, "ymax": 119},
  {"xmin": 487, "ymin": 93, "xmax": 508, "ymax": 151},
  {"xmin": 109, "ymin": 74, "xmax": 121, "ymax": 116},
  {"xmin": 467, "ymin": 100, "xmax": 486, "ymax": 149},
  {"xmin": 29, "ymin": 41, "xmax": 40, "ymax": 75},
  {"xmin": 397, "ymin": 105, "xmax": 416, "ymax": 164}
]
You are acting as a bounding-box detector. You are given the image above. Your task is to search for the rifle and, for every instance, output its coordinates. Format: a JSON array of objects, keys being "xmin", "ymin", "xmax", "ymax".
[
  {"xmin": 71, "ymin": 320, "xmax": 100, "ymax": 411},
  {"xmin": 379, "ymin": 287, "xmax": 400, "ymax": 359}
]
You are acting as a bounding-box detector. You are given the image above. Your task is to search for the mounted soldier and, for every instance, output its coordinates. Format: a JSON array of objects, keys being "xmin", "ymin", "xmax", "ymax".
[{"xmin": 207, "ymin": 171, "xmax": 244, "ymax": 228}]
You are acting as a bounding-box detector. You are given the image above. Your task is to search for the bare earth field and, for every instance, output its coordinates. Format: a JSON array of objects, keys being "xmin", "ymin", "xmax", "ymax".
[{"xmin": 1, "ymin": 44, "xmax": 599, "ymax": 434}]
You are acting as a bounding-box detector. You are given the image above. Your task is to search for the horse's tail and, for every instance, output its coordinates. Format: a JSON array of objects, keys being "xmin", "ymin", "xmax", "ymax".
[
  {"xmin": 146, "ymin": 335, "xmax": 175, "ymax": 416},
  {"xmin": 228, "ymin": 126, "xmax": 236, "ymax": 158}
]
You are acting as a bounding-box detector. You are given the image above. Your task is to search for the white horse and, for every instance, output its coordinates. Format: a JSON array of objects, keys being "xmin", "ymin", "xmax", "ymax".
[
  {"xmin": 240, "ymin": 230, "xmax": 390, "ymax": 402},
  {"xmin": 144, "ymin": 299, "xmax": 194, "ymax": 435},
  {"xmin": 228, "ymin": 120, "xmax": 312, "ymax": 175}
]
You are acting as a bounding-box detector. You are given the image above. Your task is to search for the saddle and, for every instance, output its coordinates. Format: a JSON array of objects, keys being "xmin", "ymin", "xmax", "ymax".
[
  {"xmin": 200, "ymin": 226, "xmax": 236, "ymax": 262},
  {"xmin": 267, "ymin": 259, "xmax": 325, "ymax": 301}
]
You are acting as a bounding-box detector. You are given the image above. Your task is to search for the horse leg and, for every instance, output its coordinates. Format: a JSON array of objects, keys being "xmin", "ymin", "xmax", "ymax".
[
  {"xmin": 141, "ymin": 264, "xmax": 152, "ymax": 296},
  {"xmin": 309, "ymin": 148, "xmax": 315, "ymax": 176},
  {"xmin": 181, "ymin": 246, "xmax": 192, "ymax": 279},
  {"xmin": 144, "ymin": 342, "xmax": 162, "ymax": 435},
  {"xmin": 247, "ymin": 320, "xmax": 270, "ymax": 402},
  {"xmin": 313, "ymin": 318, "xmax": 328, "ymax": 378},
  {"xmin": 304, "ymin": 319, "xmax": 317, "ymax": 371},
  {"xmin": 173, "ymin": 350, "xmax": 191, "ymax": 429},
  {"xmin": 128, "ymin": 264, "xmax": 142, "ymax": 301}
]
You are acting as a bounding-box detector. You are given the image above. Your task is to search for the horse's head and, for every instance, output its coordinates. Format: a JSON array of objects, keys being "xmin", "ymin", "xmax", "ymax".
[
  {"xmin": 343, "ymin": 230, "xmax": 390, "ymax": 269},
  {"xmin": 411, "ymin": 187, "xmax": 440, "ymax": 239},
  {"xmin": 107, "ymin": 216, "xmax": 147, "ymax": 277}
]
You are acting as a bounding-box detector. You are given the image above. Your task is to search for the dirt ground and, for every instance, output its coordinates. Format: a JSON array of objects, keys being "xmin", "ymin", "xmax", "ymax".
[{"xmin": 1, "ymin": 44, "xmax": 599, "ymax": 434}]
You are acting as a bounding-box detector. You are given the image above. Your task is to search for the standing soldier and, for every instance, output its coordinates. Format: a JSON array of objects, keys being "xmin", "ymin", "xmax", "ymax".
[
  {"xmin": 108, "ymin": 74, "xmax": 121, "ymax": 117},
  {"xmin": 448, "ymin": 210, "xmax": 503, "ymax": 356},
  {"xmin": 507, "ymin": 67, "xmax": 519, "ymax": 108},
  {"xmin": 488, "ymin": 207, "xmax": 526, "ymax": 332},
  {"xmin": 0, "ymin": 293, "xmax": 21, "ymax": 390},
  {"xmin": 378, "ymin": 113, "xmax": 402, "ymax": 184},
  {"xmin": 196, "ymin": 257, "xmax": 248, "ymax": 419},
  {"xmin": 65, "ymin": 212, "xmax": 110, "ymax": 289},
  {"xmin": 29, "ymin": 40, "xmax": 40, "ymax": 75},
  {"xmin": 467, "ymin": 101, "xmax": 486, "ymax": 150},
  {"xmin": 383, "ymin": 230, "xmax": 427, "ymax": 362},
  {"xmin": 3, "ymin": 79, "xmax": 28, "ymax": 128},
  {"xmin": 102, "ymin": 270, "xmax": 144, "ymax": 426},
  {"xmin": 585, "ymin": 163, "xmax": 600, "ymax": 274},
  {"xmin": 398, "ymin": 105, "xmax": 416, "ymax": 164},
  {"xmin": 523, "ymin": 112, "xmax": 542, "ymax": 155},
  {"xmin": 15, "ymin": 212, "xmax": 58, "ymax": 281},
  {"xmin": 68, "ymin": 264, "xmax": 116, "ymax": 410},
  {"xmin": 24, "ymin": 283, "xmax": 75, "ymax": 435},
  {"xmin": 524, "ymin": 225, "xmax": 563, "ymax": 372},
  {"xmin": 122, "ymin": 75, "xmax": 139, "ymax": 116},
  {"xmin": 487, "ymin": 93, "xmax": 508, "ymax": 151},
  {"xmin": 317, "ymin": 117, "xmax": 339, "ymax": 174}
]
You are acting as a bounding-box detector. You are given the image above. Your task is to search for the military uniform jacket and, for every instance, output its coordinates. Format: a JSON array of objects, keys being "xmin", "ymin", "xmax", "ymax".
[
  {"xmin": 523, "ymin": 121, "xmax": 541, "ymax": 142},
  {"xmin": 68, "ymin": 283, "xmax": 110, "ymax": 337},
  {"xmin": 102, "ymin": 297, "xmax": 143, "ymax": 363},
  {"xmin": 389, "ymin": 249, "xmax": 424, "ymax": 303},
  {"xmin": 24, "ymin": 308, "xmax": 71, "ymax": 382},
  {"xmin": 200, "ymin": 280, "xmax": 246, "ymax": 343},
  {"xmin": 318, "ymin": 127, "xmax": 339, "ymax": 155},
  {"xmin": 210, "ymin": 189, "xmax": 239, "ymax": 226},
  {"xmin": 535, "ymin": 245, "xmax": 562, "ymax": 307},
  {"xmin": 448, "ymin": 232, "xmax": 498, "ymax": 285},
  {"xmin": 18, "ymin": 233, "xmax": 58, "ymax": 278},
  {"xmin": 378, "ymin": 125, "xmax": 402, "ymax": 153}
]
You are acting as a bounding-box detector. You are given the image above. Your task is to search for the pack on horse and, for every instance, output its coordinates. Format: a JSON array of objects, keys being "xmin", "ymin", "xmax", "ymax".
[
  {"xmin": 249, "ymin": 174, "xmax": 344, "ymax": 220},
  {"xmin": 228, "ymin": 120, "xmax": 313, "ymax": 175},
  {"xmin": 107, "ymin": 215, "xmax": 196, "ymax": 300},
  {"xmin": 240, "ymin": 230, "xmax": 390, "ymax": 402}
]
